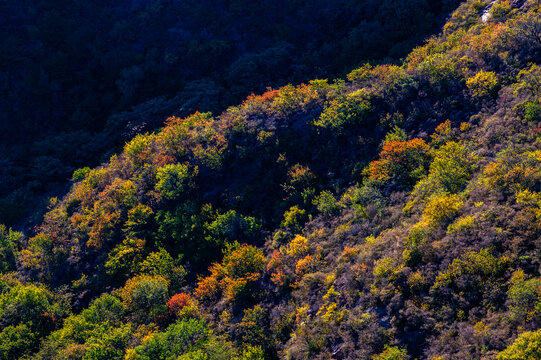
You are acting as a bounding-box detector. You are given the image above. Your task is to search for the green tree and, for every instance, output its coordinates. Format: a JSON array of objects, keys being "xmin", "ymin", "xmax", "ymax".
[
  {"xmin": 0, "ymin": 225, "xmax": 21, "ymax": 273},
  {"xmin": 155, "ymin": 163, "xmax": 198, "ymax": 200},
  {"xmin": 497, "ymin": 330, "xmax": 541, "ymax": 360}
]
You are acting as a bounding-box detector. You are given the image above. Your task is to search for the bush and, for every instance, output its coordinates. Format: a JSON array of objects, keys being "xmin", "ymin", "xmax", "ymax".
[
  {"xmin": 313, "ymin": 191, "xmax": 340, "ymax": 215},
  {"xmin": 72, "ymin": 167, "xmax": 91, "ymax": 182},
  {"xmin": 466, "ymin": 70, "xmax": 499, "ymax": 98},
  {"xmin": 130, "ymin": 319, "xmax": 210, "ymax": 360},
  {"xmin": 507, "ymin": 269, "xmax": 541, "ymax": 322},
  {"xmin": 119, "ymin": 275, "xmax": 169, "ymax": 321},
  {"xmin": 428, "ymin": 141, "xmax": 475, "ymax": 193},
  {"xmin": 287, "ymin": 235, "xmax": 309, "ymax": 257},
  {"xmin": 373, "ymin": 346, "xmax": 409, "ymax": 360},
  {"xmin": 314, "ymin": 90, "xmax": 371, "ymax": 131},
  {"xmin": 195, "ymin": 244, "xmax": 265, "ymax": 302},
  {"xmin": 369, "ymin": 138, "xmax": 430, "ymax": 186},
  {"xmin": 281, "ymin": 206, "xmax": 308, "ymax": 232},
  {"xmin": 422, "ymin": 193, "xmax": 463, "ymax": 226},
  {"xmin": 497, "ymin": 330, "xmax": 541, "ymax": 360},
  {"xmin": 155, "ymin": 163, "xmax": 198, "ymax": 200}
]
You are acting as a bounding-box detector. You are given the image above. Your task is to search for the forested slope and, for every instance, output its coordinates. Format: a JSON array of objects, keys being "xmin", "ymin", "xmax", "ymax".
[
  {"xmin": 1, "ymin": 0, "xmax": 541, "ymax": 359},
  {"xmin": 0, "ymin": 0, "xmax": 460, "ymax": 228}
]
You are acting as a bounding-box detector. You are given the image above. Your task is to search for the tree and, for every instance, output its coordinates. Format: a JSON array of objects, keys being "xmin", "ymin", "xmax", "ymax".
[
  {"xmin": 119, "ymin": 275, "xmax": 169, "ymax": 322},
  {"xmin": 497, "ymin": 330, "xmax": 541, "ymax": 360},
  {"xmin": 369, "ymin": 138, "xmax": 430, "ymax": 186},
  {"xmin": 155, "ymin": 163, "xmax": 198, "ymax": 200},
  {"xmin": 314, "ymin": 90, "xmax": 372, "ymax": 131},
  {"xmin": 466, "ymin": 70, "xmax": 499, "ymax": 98},
  {"xmin": 507, "ymin": 269, "xmax": 541, "ymax": 322},
  {"xmin": 0, "ymin": 225, "xmax": 21, "ymax": 273},
  {"xmin": 428, "ymin": 141, "xmax": 475, "ymax": 193},
  {"xmin": 195, "ymin": 244, "xmax": 265, "ymax": 302}
]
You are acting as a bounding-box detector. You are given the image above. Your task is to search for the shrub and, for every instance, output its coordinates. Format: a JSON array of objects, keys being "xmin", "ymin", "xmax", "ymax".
[
  {"xmin": 72, "ymin": 167, "xmax": 91, "ymax": 182},
  {"xmin": 433, "ymin": 248, "xmax": 509, "ymax": 290},
  {"xmin": 369, "ymin": 138, "xmax": 430, "ymax": 186},
  {"xmin": 524, "ymin": 100, "xmax": 541, "ymax": 122},
  {"xmin": 123, "ymin": 204, "xmax": 154, "ymax": 239},
  {"xmin": 119, "ymin": 275, "xmax": 169, "ymax": 321},
  {"xmin": 167, "ymin": 293, "xmax": 191, "ymax": 317},
  {"xmin": 105, "ymin": 238, "xmax": 146, "ymax": 279},
  {"xmin": 287, "ymin": 235, "xmax": 309, "ymax": 257},
  {"xmin": 155, "ymin": 163, "xmax": 198, "ymax": 200},
  {"xmin": 490, "ymin": 0, "xmax": 511, "ymax": 22},
  {"xmin": 447, "ymin": 215, "xmax": 476, "ymax": 234},
  {"xmin": 313, "ymin": 191, "xmax": 339, "ymax": 215},
  {"xmin": 139, "ymin": 248, "xmax": 186, "ymax": 288},
  {"xmin": 0, "ymin": 225, "xmax": 21, "ymax": 273},
  {"xmin": 130, "ymin": 319, "xmax": 210, "ymax": 360},
  {"xmin": 422, "ymin": 193, "xmax": 463, "ymax": 226},
  {"xmin": 205, "ymin": 210, "xmax": 260, "ymax": 246},
  {"xmin": 497, "ymin": 330, "xmax": 541, "ymax": 360},
  {"xmin": 281, "ymin": 206, "xmax": 308, "ymax": 232},
  {"xmin": 373, "ymin": 345, "xmax": 409, "ymax": 360},
  {"xmin": 314, "ymin": 90, "xmax": 371, "ymax": 131},
  {"xmin": 195, "ymin": 244, "xmax": 265, "ymax": 302},
  {"xmin": 466, "ymin": 70, "xmax": 499, "ymax": 98},
  {"xmin": 428, "ymin": 141, "xmax": 475, "ymax": 193},
  {"xmin": 507, "ymin": 269, "xmax": 541, "ymax": 322}
]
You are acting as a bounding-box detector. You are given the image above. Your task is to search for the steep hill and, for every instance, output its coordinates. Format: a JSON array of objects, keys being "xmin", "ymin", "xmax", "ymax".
[
  {"xmin": 1, "ymin": 0, "xmax": 541, "ymax": 359},
  {"xmin": 0, "ymin": 0, "xmax": 461, "ymax": 228}
]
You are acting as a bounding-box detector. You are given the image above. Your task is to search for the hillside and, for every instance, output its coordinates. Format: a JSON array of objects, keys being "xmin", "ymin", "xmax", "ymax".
[
  {"xmin": 0, "ymin": 0, "xmax": 461, "ymax": 228},
  {"xmin": 1, "ymin": 0, "xmax": 541, "ymax": 359}
]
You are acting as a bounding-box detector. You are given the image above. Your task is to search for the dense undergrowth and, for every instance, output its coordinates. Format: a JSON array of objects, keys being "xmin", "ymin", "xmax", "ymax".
[{"xmin": 1, "ymin": 0, "xmax": 541, "ymax": 359}]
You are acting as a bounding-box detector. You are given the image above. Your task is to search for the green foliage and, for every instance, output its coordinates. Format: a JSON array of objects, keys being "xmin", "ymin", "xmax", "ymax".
[
  {"xmin": 281, "ymin": 206, "xmax": 308, "ymax": 232},
  {"xmin": 313, "ymin": 191, "xmax": 339, "ymax": 215},
  {"xmin": 124, "ymin": 204, "xmax": 154, "ymax": 239},
  {"xmin": 524, "ymin": 100, "xmax": 541, "ymax": 122},
  {"xmin": 236, "ymin": 306, "xmax": 269, "ymax": 346},
  {"xmin": 155, "ymin": 163, "xmax": 198, "ymax": 200},
  {"xmin": 0, "ymin": 281, "xmax": 67, "ymax": 359},
  {"xmin": 105, "ymin": 238, "xmax": 145, "ymax": 280},
  {"xmin": 347, "ymin": 63, "xmax": 373, "ymax": 83},
  {"xmin": 0, "ymin": 225, "xmax": 21, "ymax": 273},
  {"xmin": 82, "ymin": 323, "xmax": 132, "ymax": 360},
  {"xmin": 124, "ymin": 134, "xmax": 151, "ymax": 165},
  {"xmin": 205, "ymin": 210, "xmax": 261, "ymax": 247},
  {"xmin": 119, "ymin": 275, "xmax": 169, "ymax": 321},
  {"xmin": 418, "ymin": 53, "xmax": 460, "ymax": 87},
  {"xmin": 0, "ymin": 323, "xmax": 36, "ymax": 360},
  {"xmin": 0, "ymin": 283, "xmax": 54, "ymax": 327},
  {"xmin": 447, "ymin": 215, "xmax": 476, "ymax": 234},
  {"xmin": 314, "ymin": 90, "xmax": 372, "ymax": 131},
  {"xmin": 72, "ymin": 167, "xmax": 91, "ymax": 182},
  {"xmin": 427, "ymin": 141, "xmax": 475, "ymax": 194},
  {"xmin": 241, "ymin": 345, "xmax": 265, "ymax": 360},
  {"xmin": 373, "ymin": 346, "xmax": 409, "ymax": 360},
  {"xmin": 433, "ymin": 248, "xmax": 509, "ymax": 290},
  {"xmin": 130, "ymin": 319, "xmax": 209, "ymax": 360},
  {"xmin": 140, "ymin": 249, "xmax": 186, "ymax": 289},
  {"xmin": 497, "ymin": 330, "xmax": 541, "ymax": 360},
  {"xmin": 490, "ymin": 0, "xmax": 511, "ymax": 21},
  {"xmin": 422, "ymin": 193, "xmax": 463, "ymax": 226},
  {"xmin": 43, "ymin": 293, "xmax": 124, "ymax": 355},
  {"xmin": 507, "ymin": 269, "xmax": 541, "ymax": 322},
  {"xmin": 514, "ymin": 64, "xmax": 541, "ymax": 96},
  {"xmin": 383, "ymin": 126, "xmax": 407, "ymax": 143}
]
